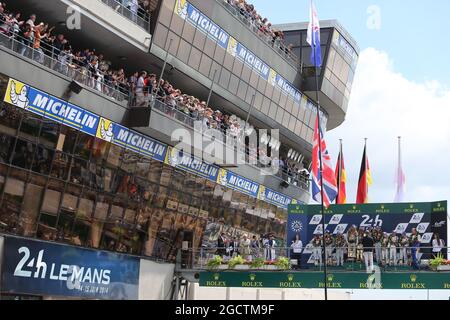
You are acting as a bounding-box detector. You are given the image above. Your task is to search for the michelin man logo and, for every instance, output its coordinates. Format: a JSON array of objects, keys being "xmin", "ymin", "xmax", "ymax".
[
  {"xmin": 227, "ymin": 37, "xmax": 238, "ymax": 57},
  {"xmin": 268, "ymin": 69, "xmax": 277, "ymax": 87},
  {"xmin": 98, "ymin": 118, "xmax": 114, "ymax": 142},
  {"xmin": 9, "ymin": 80, "xmax": 29, "ymax": 109},
  {"xmin": 217, "ymin": 169, "xmax": 228, "ymax": 186},
  {"xmin": 258, "ymin": 186, "xmax": 266, "ymax": 201},
  {"xmin": 168, "ymin": 148, "xmax": 182, "ymax": 166},
  {"xmin": 175, "ymin": 0, "xmax": 188, "ymax": 19}
]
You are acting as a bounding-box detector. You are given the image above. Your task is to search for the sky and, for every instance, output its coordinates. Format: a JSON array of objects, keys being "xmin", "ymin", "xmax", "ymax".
[
  {"xmin": 247, "ymin": 0, "xmax": 450, "ymax": 300},
  {"xmin": 249, "ymin": 0, "xmax": 450, "ymax": 206}
]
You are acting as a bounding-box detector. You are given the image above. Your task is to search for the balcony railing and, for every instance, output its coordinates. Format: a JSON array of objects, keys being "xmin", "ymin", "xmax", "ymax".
[
  {"xmin": 217, "ymin": 0, "xmax": 299, "ymax": 66},
  {"xmin": 100, "ymin": 0, "xmax": 151, "ymax": 32},
  {"xmin": 141, "ymin": 96, "xmax": 311, "ymax": 191},
  {"xmin": 0, "ymin": 32, "xmax": 129, "ymax": 102},
  {"xmin": 180, "ymin": 246, "xmax": 450, "ymax": 273}
]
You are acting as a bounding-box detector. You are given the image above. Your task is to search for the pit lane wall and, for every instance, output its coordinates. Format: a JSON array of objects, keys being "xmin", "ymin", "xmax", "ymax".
[{"xmin": 0, "ymin": 235, "xmax": 174, "ymax": 300}]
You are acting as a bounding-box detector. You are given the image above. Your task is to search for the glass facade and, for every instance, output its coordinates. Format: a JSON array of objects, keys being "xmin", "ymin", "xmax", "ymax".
[
  {"xmin": 0, "ymin": 74, "xmax": 286, "ymax": 263},
  {"xmin": 154, "ymin": 0, "xmax": 317, "ymax": 143}
]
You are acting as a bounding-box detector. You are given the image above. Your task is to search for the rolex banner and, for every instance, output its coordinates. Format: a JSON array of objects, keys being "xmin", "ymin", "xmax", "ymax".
[
  {"xmin": 200, "ymin": 272, "xmax": 450, "ymax": 290},
  {"xmin": 287, "ymin": 201, "xmax": 448, "ymax": 267}
]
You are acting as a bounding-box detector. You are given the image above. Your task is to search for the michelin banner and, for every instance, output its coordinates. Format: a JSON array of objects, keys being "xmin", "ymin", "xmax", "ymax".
[
  {"xmin": 97, "ymin": 118, "xmax": 167, "ymax": 162},
  {"xmin": 4, "ymin": 78, "xmax": 99, "ymax": 136},
  {"xmin": 165, "ymin": 147, "xmax": 219, "ymax": 182},
  {"xmin": 1, "ymin": 237, "xmax": 140, "ymax": 299},
  {"xmin": 174, "ymin": 0, "xmax": 304, "ymax": 103},
  {"xmin": 217, "ymin": 169, "xmax": 260, "ymax": 198},
  {"xmin": 258, "ymin": 186, "xmax": 296, "ymax": 210}
]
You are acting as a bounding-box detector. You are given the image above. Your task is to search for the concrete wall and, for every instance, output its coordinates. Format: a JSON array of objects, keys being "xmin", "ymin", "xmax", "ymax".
[
  {"xmin": 190, "ymin": 284, "xmax": 351, "ymax": 300},
  {"xmin": 138, "ymin": 259, "xmax": 175, "ymax": 300},
  {"xmin": 63, "ymin": 0, "xmax": 152, "ymax": 50}
]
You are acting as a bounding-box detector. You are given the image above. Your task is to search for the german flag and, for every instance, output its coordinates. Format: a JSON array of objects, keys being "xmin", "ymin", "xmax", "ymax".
[
  {"xmin": 356, "ymin": 143, "xmax": 372, "ymax": 204},
  {"xmin": 335, "ymin": 142, "xmax": 347, "ymax": 204}
]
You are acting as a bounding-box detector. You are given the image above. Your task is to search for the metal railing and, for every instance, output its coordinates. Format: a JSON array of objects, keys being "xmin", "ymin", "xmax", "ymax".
[
  {"xmin": 147, "ymin": 96, "xmax": 310, "ymax": 190},
  {"xmin": 0, "ymin": 31, "xmax": 129, "ymax": 102},
  {"xmin": 100, "ymin": 0, "xmax": 151, "ymax": 32},
  {"xmin": 218, "ymin": 0, "xmax": 299, "ymax": 66},
  {"xmin": 181, "ymin": 245, "xmax": 450, "ymax": 272}
]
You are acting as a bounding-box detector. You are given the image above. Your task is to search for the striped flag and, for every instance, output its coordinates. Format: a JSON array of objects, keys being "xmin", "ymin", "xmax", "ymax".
[
  {"xmin": 335, "ymin": 141, "xmax": 347, "ymax": 204},
  {"xmin": 356, "ymin": 142, "xmax": 373, "ymax": 204},
  {"xmin": 306, "ymin": 0, "xmax": 322, "ymax": 67},
  {"xmin": 394, "ymin": 137, "xmax": 406, "ymax": 202},
  {"xmin": 311, "ymin": 115, "xmax": 338, "ymax": 208}
]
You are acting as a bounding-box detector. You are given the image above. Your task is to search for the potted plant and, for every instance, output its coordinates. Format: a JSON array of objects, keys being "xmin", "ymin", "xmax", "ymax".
[
  {"xmin": 250, "ymin": 258, "xmax": 265, "ymax": 270},
  {"xmin": 228, "ymin": 255, "xmax": 248, "ymax": 270},
  {"xmin": 430, "ymin": 253, "xmax": 450, "ymax": 271},
  {"xmin": 264, "ymin": 260, "xmax": 278, "ymax": 270},
  {"xmin": 206, "ymin": 256, "xmax": 224, "ymax": 271},
  {"xmin": 275, "ymin": 257, "xmax": 290, "ymax": 270}
]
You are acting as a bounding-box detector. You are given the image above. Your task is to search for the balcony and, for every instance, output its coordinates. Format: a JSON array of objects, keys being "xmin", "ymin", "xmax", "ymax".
[
  {"xmin": 100, "ymin": 0, "xmax": 152, "ymax": 32},
  {"xmin": 216, "ymin": 0, "xmax": 299, "ymax": 68}
]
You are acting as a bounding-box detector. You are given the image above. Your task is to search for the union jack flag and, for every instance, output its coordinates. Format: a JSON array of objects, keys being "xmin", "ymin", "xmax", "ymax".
[{"xmin": 311, "ymin": 115, "xmax": 338, "ymax": 208}]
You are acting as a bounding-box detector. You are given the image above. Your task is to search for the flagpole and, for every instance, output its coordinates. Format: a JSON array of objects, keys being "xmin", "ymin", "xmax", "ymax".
[
  {"xmin": 337, "ymin": 139, "xmax": 343, "ymax": 204},
  {"xmin": 364, "ymin": 138, "xmax": 368, "ymax": 200},
  {"xmin": 312, "ymin": 32, "xmax": 328, "ymax": 303}
]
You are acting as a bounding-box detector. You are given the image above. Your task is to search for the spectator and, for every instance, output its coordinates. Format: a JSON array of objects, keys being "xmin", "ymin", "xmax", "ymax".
[{"xmin": 362, "ymin": 231, "xmax": 375, "ymax": 273}]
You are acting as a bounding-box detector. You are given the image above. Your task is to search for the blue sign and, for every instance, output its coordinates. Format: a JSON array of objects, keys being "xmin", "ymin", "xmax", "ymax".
[
  {"xmin": 218, "ymin": 170, "xmax": 260, "ymax": 198},
  {"xmin": 166, "ymin": 148, "xmax": 219, "ymax": 182},
  {"xmin": 261, "ymin": 186, "xmax": 293, "ymax": 209},
  {"xmin": 186, "ymin": 3, "xmax": 229, "ymax": 49},
  {"xmin": 112, "ymin": 123, "xmax": 167, "ymax": 162},
  {"xmin": 16, "ymin": 84, "xmax": 99, "ymax": 136},
  {"xmin": 1, "ymin": 237, "xmax": 140, "ymax": 300},
  {"xmin": 275, "ymin": 74, "xmax": 302, "ymax": 102},
  {"xmin": 236, "ymin": 43, "xmax": 270, "ymax": 80}
]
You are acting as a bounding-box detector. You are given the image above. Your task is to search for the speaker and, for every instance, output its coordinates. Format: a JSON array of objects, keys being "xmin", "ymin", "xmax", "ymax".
[
  {"xmin": 69, "ymin": 80, "xmax": 83, "ymax": 94},
  {"xmin": 280, "ymin": 181, "xmax": 289, "ymax": 188},
  {"xmin": 127, "ymin": 107, "xmax": 151, "ymax": 127}
]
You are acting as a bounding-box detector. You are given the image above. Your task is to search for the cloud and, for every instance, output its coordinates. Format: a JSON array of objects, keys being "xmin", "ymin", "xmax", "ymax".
[{"xmin": 327, "ymin": 48, "xmax": 450, "ymax": 205}]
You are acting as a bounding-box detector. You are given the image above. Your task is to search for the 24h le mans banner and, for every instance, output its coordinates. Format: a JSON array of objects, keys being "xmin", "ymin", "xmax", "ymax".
[{"xmin": 287, "ymin": 201, "xmax": 447, "ymax": 267}]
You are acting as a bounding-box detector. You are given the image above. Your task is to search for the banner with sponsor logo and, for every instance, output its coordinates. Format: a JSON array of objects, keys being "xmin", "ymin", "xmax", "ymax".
[
  {"xmin": 98, "ymin": 119, "xmax": 167, "ymax": 162},
  {"xmin": 165, "ymin": 146, "xmax": 220, "ymax": 182},
  {"xmin": 173, "ymin": 0, "xmax": 306, "ymax": 104},
  {"xmin": 217, "ymin": 169, "xmax": 260, "ymax": 198},
  {"xmin": 200, "ymin": 271, "xmax": 450, "ymax": 290},
  {"xmin": 1, "ymin": 237, "xmax": 139, "ymax": 299},
  {"xmin": 258, "ymin": 186, "xmax": 296, "ymax": 210},
  {"xmin": 287, "ymin": 201, "xmax": 448, "ymax": 266},
  {"xmin": 4, "ymin": 78, "xmax": 99, "ymax": 136}
]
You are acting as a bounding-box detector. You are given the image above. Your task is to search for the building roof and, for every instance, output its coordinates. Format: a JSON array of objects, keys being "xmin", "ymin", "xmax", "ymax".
[{"xmin": 274, "ymin": 19, "xmax": 360, "ymax": 55}]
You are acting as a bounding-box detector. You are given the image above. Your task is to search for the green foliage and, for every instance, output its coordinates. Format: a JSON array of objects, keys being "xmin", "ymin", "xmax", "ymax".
[
  {"xmin": 250, "ymin": 258, "xmax": 265, "ymax": 269},
  {"xmin": 275, "ymin": 257, "xmax": 290, "ymax": 270},
  {"xmin": 228, "ymin": 255, "xmax": 246, "ymax": 269},
  {"xmin": 429, "ymin": 253, "xmax": 446, "ymax": 270},
  {"xmin": 207, "ymin": 256, "xmax": 223, "ymax": 270}
]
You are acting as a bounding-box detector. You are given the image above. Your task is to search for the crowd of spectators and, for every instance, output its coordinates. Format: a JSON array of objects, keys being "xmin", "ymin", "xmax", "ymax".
[
  {"xmin": 0, "ymin": 1, "xmax": 309, "ymax": 188},
  {"xmin": 223, "ymin": 0, "xmax": 294, "ymax": 57},
  {"xmin": 110, "ymin": 0, "xmax": 159, "ymax": 25}
]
